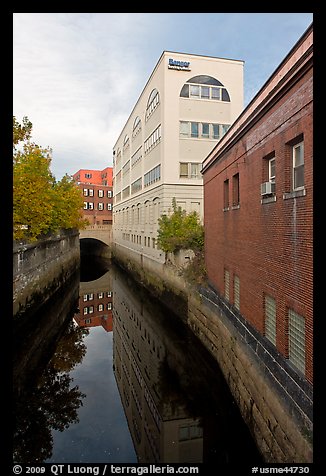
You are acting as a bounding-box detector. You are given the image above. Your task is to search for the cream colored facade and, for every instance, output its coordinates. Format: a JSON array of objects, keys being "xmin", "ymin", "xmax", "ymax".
[{"xmin": 113, "ymin": 50, "xmax": 244, "ymax": 264}]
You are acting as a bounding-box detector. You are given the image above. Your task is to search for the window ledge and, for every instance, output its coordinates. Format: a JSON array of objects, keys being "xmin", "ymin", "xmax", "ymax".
[
  {"xmin": 261, "ymin": 195, "xmax": 277, "ymax": 204},
  {"xmin": 223, "ymin": 207, "xmax": 230, "ymax": 212},
  {"xmin": 231, "ymin": 204, "xmax": 240, "ymax": 210},
  {"xmin": 283, "ymin": 188, "xmax": 306, "ymax": 200}
]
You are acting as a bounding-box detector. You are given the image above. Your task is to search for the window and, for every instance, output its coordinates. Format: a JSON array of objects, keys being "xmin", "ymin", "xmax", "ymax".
[
  {"xmin": 107, "ymin": 203, "xmax": 112, "ymax": 210},
  {"xmin": 234, "ymin": 275, "xmax": 240, "ymax": 310},
  {"xmin": 212, "ymin": 124, "xmax": 220, "ymax": 140},
  {"xmin": 98, "ymin": 304, "xmax": 104, "ymax": 311},
  {"xmin": 131, "ymin": 177, "xmax": 142, "ymax": 194},
  {"xmin": 190, "ymin": 84, "xmax": 200, "ymax": 98},
  {"xmin": 179, "ymin": 75, "xmax": 230, "ymax": 102},
  {"xmin": 224, "ymin": 179, "xmax": 229, "ymax": 210},
  {"xmin": 224, "ymin": 269, "xmax": 230, "ymax": 300},
  {"xmin": 89, "ymin": 189, "xmax": 94, "ymax": 197},
  {"xmin": 179, "ymin": 162, "xmax": 200, "ymax": 179},
  {"xmin": 179, "ymin": 121, "xmax": 230, "ymax": 140},
  {"xmin": 146, "ymin": 88, "xmax": 160, "ymax": 120},
  {"xmin": 264, "ymin": 295, "xmax": 276, "ymax": 346},
  {"xmin": 98, "ymin": 189, "xmax": 104, "ymax": 197},
  {"xmin": 107, "ymin": 190, "xmax": 112, "ymax": 198},
  {"xmin": 269, "ymin": 157, "xmax": 276, "ymax": 183},
  {"xmin": 98, "ymin": 203, "xmax": 104, "ymax": 211},
  {"xmin": 232, "ymin": 173, "xmax": 240, "ymax": 207},
  {"xmin": 201, "ymin": 123, "xmax": 210, "ymax": 138},
  {"xmin": 144, "ymin": 164, "xmax": 161, "ymax": 187},
  {"xmin": 131, "ymin": 146, "xmax": 143, "ymax": 167},
  {"xmin": 191, "ymin": 122, "xmax": 199, "ymax": 138},
  {"xmin": 293, "ymin": 141, "xmax": 304, "ymax": 190},
  {"xmin": 83, "ymin": 188, "xmax": 88, "ymax": 196},
  {"xmin": 85, "ymin": 173, "xmax": 92, "ymax": 179},
  {"xmin": 132, "ymin": 116, "xmax": 142, "ymax": 137},
  {"xmin": 179, "ymin": 121, "xmax": 189, "ymax": 137},
  {"xmin": 179, "ymin": 424, "xmax": 203, "ymax": 441},
  {"xmin": 288, "ymin": 309, "xmax": 305, "ymax": 374},
  {"xmin": 144, "ymin": 125, "xmax": 161, "ymax": 154}
]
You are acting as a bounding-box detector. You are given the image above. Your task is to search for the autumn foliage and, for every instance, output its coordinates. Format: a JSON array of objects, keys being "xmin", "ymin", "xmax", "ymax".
[{"xmin": 13, "ymin": 116, "xmax": 88, "ymax": 242}]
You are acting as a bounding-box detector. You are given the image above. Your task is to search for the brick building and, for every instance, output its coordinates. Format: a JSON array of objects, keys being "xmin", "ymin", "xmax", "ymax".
[
  {"xmin": 201, "ymin": 24, "xmax": 313, "ymax": 384},
  {"xmin": 73, "ymin": 167, "xmax": 113, "ymax": 225}
]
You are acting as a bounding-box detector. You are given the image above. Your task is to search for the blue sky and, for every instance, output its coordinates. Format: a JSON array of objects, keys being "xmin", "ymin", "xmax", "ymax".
[{"xmin": 13, "ymin": 12, "xmax": 313, "ymax": 180}]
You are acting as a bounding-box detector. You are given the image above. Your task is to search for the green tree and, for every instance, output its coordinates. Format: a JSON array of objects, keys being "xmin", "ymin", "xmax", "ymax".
[
  {"xmin": 13, "ymin": 116, "xmax": 88, "ymax": 242},
  {"xmin": 157, "ymin": 198, "xmax": 204, "ymax": 253}
]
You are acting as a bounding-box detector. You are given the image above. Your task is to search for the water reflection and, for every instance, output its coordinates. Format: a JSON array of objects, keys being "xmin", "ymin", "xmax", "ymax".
[
  {"xmin": 13, "ymin": 259, "xmax": 262, "ymax": 464},
  {"xmin": 13, "ymin": 273, "xmax": 89, "ymax": 464},
  {"xmin": 112, "ymin": 266, "xmax": 262, "ymax": 464}
]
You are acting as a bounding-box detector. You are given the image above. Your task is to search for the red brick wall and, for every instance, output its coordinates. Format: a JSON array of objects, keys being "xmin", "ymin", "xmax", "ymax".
[
  {"xmin": 203, "ymin": 68, "xmax": 313, "ymax": 383},
  {"xmin": 78, "ymin": 183, "xmax": 113, "ymax": 225}
]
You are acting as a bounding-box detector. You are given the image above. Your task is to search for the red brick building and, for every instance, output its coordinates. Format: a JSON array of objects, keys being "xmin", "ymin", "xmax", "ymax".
[
  {"xmin": 73, "ymin": 167, "xmax": 113, "ymax": 225},
  {"xmin": 74, "ymin": 289, "xmax": 113, "ymax": 332},
  {"xmin": 202, "ymin": 25, "xmax": 313, "ymax": 384}
]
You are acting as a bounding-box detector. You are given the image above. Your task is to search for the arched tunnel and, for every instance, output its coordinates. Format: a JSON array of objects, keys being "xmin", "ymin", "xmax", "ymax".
[{"xmin": 80, "ymin": 238, "xmax": 111, "ymax": 281}]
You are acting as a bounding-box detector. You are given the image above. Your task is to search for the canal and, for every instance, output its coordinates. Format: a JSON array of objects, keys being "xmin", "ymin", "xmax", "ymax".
[{"xmin": 13, "ymin": 256, "xmax": 263, "ymax": 465}]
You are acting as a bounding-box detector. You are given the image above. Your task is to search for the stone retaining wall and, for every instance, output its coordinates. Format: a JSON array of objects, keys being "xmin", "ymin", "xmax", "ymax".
[{"xmin": 13, "ymin": 229, "xmax": 80, "ymax": 318}]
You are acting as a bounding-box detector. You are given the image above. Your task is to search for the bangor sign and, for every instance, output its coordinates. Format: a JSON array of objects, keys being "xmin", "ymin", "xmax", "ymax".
[{"xmin": 168, "ymin": 58, "xmax": 191, "ymax": 71}]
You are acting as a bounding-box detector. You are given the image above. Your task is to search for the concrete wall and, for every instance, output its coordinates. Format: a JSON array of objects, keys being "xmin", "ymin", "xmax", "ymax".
[
  {"xmin": 13, "ymin": 229, "xmax": 80, "ymax": 318},
  {"xmin": 111, "ymin": 246, "xmax": 313, "ymax": 463}
]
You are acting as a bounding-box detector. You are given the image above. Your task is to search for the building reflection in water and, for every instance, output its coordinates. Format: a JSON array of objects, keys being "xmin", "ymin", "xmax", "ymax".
[
  {"xmin": 111, "ymin": 266, "xmax": 262, "ymax": 464},
  {"xmin": 74, "ymin": 270, "xmax": 113, "ymax": 332}
]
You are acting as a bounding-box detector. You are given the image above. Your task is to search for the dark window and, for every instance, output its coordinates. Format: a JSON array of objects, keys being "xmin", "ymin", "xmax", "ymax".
[
  {"xmin": 233, "ymin": 173, "xmax": 240, "ymax": 206},
  {"xmin": 224, "ymin": 179, "xmax": 229, "ymax": 209}
]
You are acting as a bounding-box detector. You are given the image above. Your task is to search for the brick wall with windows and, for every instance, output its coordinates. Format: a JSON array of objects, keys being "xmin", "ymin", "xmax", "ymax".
[
  {"xmin": 202, "ymin": 30, "xmax": 313, "ymax": 384},
  {"xmin": 73, "ymin": 167, "xmax": 113, "ymax": 225}
]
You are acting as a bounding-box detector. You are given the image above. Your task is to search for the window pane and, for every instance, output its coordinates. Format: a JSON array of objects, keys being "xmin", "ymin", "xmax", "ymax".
[
  {"xmin": 180, "ymin": 163, "xmax": 188, "ymax": 177},
  {"xmin": 294, "ymin": 143, "xmax": 304, "ymax": 166},
  {"xmin": 212, "ymin": 124, "xmax": 220, "ymax": 139},
  {"xmin": 234, "ymin": 275, "xmax": 240, "ymax": 310},
  {"xmin": 191, "ymin": 122, "xmax": 199, "ymax": 137},
  {"xmin": 201, "ymin": 123, "xmax": 209, "ymax": 138},
  {"xmin": 224, "ymin": 269, "xmax": 230, "ymax": 300},
  {"xmin": 201, "ymin": 86, "xmax": 210, "ymax": 98},
  {"xmin": 288, "ymin": 309, "xmax": 305, "ymax": 374},
  {"xmin": 294, "ymin": 165, "xmax": 304, "ymax": 189},
  {"xmin": 179, "ymin": 121, "xmax": 189, "ymax": 137},
  {"xmin": 190, "ymin": 85, "xmax": 200, "ymax": 97},
  {"xmin": 211, "ymin": 87, "xmax": 221, "ymax": 100},
  {"xmin": 190, "ymin": 163, "xmax": 199, "ymax": 178},
  {"xmin": 265, "ymin": 295, "xmax": 276, "ymax": 345},
  {"xmin": 269, "ymin": 158, "xmax": 276, "ymax": 182},
  {"xmin": 224, "ymin": 180, "xmax": 229, "ymax": 209},
  {"xmin": 233, "ymin": 173, "xmax": 240, "ymax": 206},
  {"xmin": 180, "ymin": 84, "xmax": 189, "ymax": 97}
]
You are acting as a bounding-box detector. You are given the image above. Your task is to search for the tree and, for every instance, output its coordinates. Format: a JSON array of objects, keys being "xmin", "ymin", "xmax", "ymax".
[
  {"xmin": 13, "ymin": 116, "xmax": 88, "ymax": 242},
  {"xmin": 156, "ymin": 198, "xmax": 204, "ymax": 253}
]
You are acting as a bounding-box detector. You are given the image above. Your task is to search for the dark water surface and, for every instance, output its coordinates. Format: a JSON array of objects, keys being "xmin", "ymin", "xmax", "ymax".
[{"xmin": 13, "ymin": 258, "xmax": 262, "ymax": 465}]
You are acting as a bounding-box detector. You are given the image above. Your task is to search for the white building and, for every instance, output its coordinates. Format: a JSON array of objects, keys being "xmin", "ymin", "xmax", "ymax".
[{"xmin": 112, "ymin": 50, "xmax": 244, "ymax": 265}]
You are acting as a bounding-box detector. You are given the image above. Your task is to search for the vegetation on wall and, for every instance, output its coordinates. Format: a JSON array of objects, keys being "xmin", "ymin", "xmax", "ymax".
[
  {"xmin": 157, "ymin": 198, "xmax": 207, "ymax": 285},
  {"xmin": 157, "ymin": 198, "xmax": 204, "ymax": 253},
  {"xmin": 13, "ymin": 116, "xmax": 88, "ymax": 242}
]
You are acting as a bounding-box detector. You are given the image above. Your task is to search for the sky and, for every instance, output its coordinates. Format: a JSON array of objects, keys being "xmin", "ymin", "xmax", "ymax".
[{"xmin": 13, "ymin": 12, "xmax": 313, "ymax": 180}]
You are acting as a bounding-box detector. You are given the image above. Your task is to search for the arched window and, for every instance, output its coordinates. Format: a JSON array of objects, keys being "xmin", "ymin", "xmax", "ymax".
[
  {"xmin": 123, "ymin": 135, "xmax": 130, "ymax": 150},
  {"xmin": 132, "ymin": 116, "xmax": 142, "ymax": 138},
  {"xmin": 180, "ymin": 75, "xmax": 230, "ymax": 102},
  {"xmin": 146, "ymin": 88, "xmax": 160, "ymax": 120}
]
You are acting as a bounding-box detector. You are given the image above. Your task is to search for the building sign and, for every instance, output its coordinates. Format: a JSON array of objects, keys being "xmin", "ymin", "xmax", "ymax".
[{"xmin": 168, "ymin": 58, "xmax": 191, "ymax": 71}]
